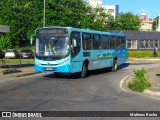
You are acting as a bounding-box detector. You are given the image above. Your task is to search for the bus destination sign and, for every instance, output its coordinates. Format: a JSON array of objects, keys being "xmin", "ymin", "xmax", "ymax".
[{"xmin": 37, "ymin": 28, "xmax": 68, "ymax": 34}]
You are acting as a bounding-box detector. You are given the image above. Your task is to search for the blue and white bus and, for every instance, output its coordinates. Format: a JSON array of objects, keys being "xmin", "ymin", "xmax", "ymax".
[{"xmin": 31, "ymin": 26, "xmax": 127, "ymax": 78}]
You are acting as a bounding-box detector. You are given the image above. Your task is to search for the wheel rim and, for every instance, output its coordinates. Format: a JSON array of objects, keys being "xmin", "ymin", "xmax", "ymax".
[{"xmin": 114, "ymin": 61, "xmax": 118, "ymax": 70}]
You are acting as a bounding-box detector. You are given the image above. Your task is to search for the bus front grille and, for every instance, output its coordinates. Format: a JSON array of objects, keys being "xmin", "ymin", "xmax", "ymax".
[{"xmin": 41, "ymin": 64, "xmax": 58, "ymax": 66}]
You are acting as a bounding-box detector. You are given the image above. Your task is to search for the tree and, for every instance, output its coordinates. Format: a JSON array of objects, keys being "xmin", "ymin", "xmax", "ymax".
[
  {"xmin": 0, "ymin": 0, "xmax": 112, "ymax": 48},
  {"xmin": 152, "ymin": 17, "xmax": 159, "ymax": 31},
  {"xmin": 0, "ymin": 0, "xmax": 44, "ymax": 47},
  {"xmin": 86, "ymin": 5, "xmax": 113, "ymax": 31},
  {"xmin": 107, "ymin": 12, "xmax": 141, "ymax": 31},
  {"xmin": 0, "ymin": 35, "xmax": 12, "ymax": 50}
]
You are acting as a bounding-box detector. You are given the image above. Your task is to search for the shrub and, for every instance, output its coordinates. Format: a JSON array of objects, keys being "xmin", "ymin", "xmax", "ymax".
[
  {"xmin": 128, "ymin": 51, "xmax": 160, "ymax": 58},
  {"xmin": 128, "ymin": 68, "xmax": 151, "ymax": 92}
]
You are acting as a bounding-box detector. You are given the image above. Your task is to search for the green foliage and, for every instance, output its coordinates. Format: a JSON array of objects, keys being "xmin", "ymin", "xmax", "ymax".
[
  {"xmin": 0, "ymin": 35, "xmax": 12, "ymax": 50},
  {"xmin": 128, "ymin": 51, "xmax": 160, "ymax": 58},
  {"xmin": 0, "ymin": 0, "xmax": 142, "ymax": 48},
  {"xmin": 108, "ymin": 12, "xmax": 141, "ymax": 30},
  {"xmin": 152, "ymin": 17, "xmax": 159, "ymax": 30},
  {"xmin": 128, "ymin": 68, "xmax": 151, "ymax": 92}
]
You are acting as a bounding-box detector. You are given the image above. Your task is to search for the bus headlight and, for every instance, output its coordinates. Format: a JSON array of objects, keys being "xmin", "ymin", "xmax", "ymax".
[{"xmin": 35, "ymin": 62, "xmax": 41, "ymax": 66}]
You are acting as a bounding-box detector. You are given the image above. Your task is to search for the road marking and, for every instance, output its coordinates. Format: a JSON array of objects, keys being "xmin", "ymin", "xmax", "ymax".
[{"xmin": 120, "ymin": 74, "xmax": 131, "ymax": 92}]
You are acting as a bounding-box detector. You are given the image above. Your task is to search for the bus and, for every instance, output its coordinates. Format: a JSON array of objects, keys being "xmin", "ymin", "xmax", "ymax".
[{"xmin": 30, "ymin": 26, "xmax": 127, "ymax": 78}]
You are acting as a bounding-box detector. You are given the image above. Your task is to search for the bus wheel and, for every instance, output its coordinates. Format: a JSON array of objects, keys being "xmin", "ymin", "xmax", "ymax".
[
  {"xmin": 81, "ymin": 63, "xmax": 88, "ymax": 78},
  {"xmin": 112, "ymin": 59, "xmax": 118, "ymax": 72},
  {"xmin": 54, "ymin": 72, "xmax": 61, "ymax": 78}
]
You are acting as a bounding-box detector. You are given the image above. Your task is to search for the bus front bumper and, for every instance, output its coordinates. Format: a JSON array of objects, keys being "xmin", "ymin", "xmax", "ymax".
[{"xmin": 35, "ymin": 64, "xmax": 70, "ymax": 73}]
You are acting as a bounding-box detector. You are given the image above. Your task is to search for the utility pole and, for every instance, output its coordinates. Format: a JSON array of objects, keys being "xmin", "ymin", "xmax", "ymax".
[{"xmin": 43, "ymin": 0, "xmax": 45, "ymax": 27}]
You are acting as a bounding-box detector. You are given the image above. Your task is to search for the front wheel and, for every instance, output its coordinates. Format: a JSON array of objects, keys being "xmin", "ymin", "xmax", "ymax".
[
  {"xmin": 111, "ymin": 59, "xmax": 118, "ymax": 72},
  {"xmin": 80, "ymin": 63, "xmax": 88, "ymax": 78}
]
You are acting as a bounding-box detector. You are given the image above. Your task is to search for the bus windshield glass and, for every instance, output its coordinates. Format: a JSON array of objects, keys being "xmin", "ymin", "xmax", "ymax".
[{"xmin": 35, "ymin": 28, "xmax": 70, "ymax": 58}]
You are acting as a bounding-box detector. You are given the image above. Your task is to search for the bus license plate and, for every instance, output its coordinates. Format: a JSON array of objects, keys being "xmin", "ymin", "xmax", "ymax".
[{"xmin": 46, "ymin": 68, "xmax": 52, "ymax": 70}]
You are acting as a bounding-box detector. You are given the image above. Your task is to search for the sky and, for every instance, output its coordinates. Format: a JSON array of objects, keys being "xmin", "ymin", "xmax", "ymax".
[{"xmin": 87, "ymin": 0, "xmax": 160, "ymax": 19}]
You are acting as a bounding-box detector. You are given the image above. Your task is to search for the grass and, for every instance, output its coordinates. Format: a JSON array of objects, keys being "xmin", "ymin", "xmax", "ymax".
[
  {"xmin": 1, "ymin": 58, "xmax": 34, "ymax": 64},
  {"xmin": 128, "ymin": 68, "xmax": 151, "ymax": 92}
]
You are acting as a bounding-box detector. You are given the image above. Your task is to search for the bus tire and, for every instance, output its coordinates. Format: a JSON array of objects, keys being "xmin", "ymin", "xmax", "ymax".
[
  {"xmin": 111, "ymin": 59, "xmax": 118, "ymax": 72},
  {"xmin": 81, "ymin": 62, "xmax": 88, "ymax": 78},
  {"xmin": 54, "ymin": 72, "xmax": 61, "ymax": 78}
]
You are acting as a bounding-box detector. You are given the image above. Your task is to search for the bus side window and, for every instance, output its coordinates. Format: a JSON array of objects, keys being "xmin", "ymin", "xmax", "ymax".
[
  {"xmin": 116, "ymin": 36, "xmax": 121, "ymax": 49},
  {"xmin": 121, "ymin": 37, "xmax": 126, "ymax": 48},
  {"xmin": 110, "ymin": 36, "xmax": 115, "ymax": 49},
  {"xmin": 102, "ymin": 35, "xmax": 110, "ymax": 49},
  {"xmin": 93, "ymin": 34, "xmax": 101, "ymax": 49},
  {"xmin": 82, "ymin": 33, "xmax": 92, "ymax": 50}
]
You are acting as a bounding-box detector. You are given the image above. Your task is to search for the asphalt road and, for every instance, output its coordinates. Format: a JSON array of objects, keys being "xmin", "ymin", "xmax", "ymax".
[{"xmin": 0, "ymin": 61, "xmax": 160, "ymax": 120}]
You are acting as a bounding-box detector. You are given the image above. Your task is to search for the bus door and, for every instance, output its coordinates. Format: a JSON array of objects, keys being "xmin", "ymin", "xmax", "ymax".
[{"xmin": 70, "ymin": 31, "xmax": 82, "ymax": 72}]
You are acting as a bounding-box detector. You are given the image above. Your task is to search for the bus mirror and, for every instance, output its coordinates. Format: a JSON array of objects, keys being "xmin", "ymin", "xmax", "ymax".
[
  {"xmin": 30, "ymin": 37, "xmax": 33, "ymax": 45},
  {"xmin": 30, "ymin": 35, "xmax": 35, "ymax": 45}
]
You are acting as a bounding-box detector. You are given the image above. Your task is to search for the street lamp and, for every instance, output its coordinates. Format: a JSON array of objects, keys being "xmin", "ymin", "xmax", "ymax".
[{"xmin": 43, "ymin": 0, "xmax": 45, "ymax": 27}]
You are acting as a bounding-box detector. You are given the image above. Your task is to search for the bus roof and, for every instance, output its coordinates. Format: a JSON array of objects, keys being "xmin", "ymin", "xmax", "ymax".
[{"xmin": 36, "ymin": 26, "xmax": 126, "ymax": 37}]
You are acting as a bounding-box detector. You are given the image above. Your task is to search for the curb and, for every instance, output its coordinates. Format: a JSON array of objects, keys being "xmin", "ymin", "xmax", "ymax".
[
  {"xmin": 121, "ymin": 74, "xmax": 160, "ymax": 99},
  {"xmin": 1, "ymin": 69, "xmax": 22, "ymax": 75},
  {"xmin": 128, "ymin": 58, "xmax": 160, "ymax": 61},
  {"xmin": 143, "ymin": 89, "xmax": 160, "ymax": 97},
  {"xmin": 16, "ymin": 72, "xmax": 41, "ymax": 77}
]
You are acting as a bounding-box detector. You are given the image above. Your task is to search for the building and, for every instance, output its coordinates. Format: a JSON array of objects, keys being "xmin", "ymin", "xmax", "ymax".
[
  {"xmin": 139, "ymin": 12, "xmax": 154, "ymax": 31},
  {"xmin": 102, "ymin": 5, "xmax": 119, "ymax": 19},
  {"xmin": 88, "ymin": 0, "xmax": 119, "ymax": 19},
  {"xmin": 110, "ymin": 30, "xmax": 160, "ymax": 50}
]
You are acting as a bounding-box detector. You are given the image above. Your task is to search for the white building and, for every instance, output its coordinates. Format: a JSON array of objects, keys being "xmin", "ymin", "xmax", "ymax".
[
  {"xmin": 102, "ymin": 5, "xmax": 119, "ymax": 19},
  {"xmin": 88, "ymin": 0, "xmax": 102, "ymax": 7},
  {"xmin": 88, "ymin": 0, "xmax": 119, "ymax": 19}
]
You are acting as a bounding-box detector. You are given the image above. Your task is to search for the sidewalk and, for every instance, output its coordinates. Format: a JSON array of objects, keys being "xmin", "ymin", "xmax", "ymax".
[
  {"xmin": 0, "ymin": 64, "xmax": 38, "ymax": 79},
  {"xmin": 145, "ymin": 67, "xmax": 160, "ymax": 97},
  {"xmin": 128, "ymin": 57, "xmax": 160, "ymax": 61}
]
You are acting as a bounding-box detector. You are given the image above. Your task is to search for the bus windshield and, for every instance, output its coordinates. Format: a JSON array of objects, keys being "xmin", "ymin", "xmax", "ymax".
[{"xmin": 35, "ymin": 34, "xmax": 70, "ymax": 58}]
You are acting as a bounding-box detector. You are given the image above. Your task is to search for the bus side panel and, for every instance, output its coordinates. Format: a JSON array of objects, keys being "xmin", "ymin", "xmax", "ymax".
[
  {"xmin": 100, "ymin": 59, "xmax": 113, "ymax": 68},
  {"xmin": 115, "ymin": 49, "xmax": 127, "ymax": 65},
  {"xmin": 71, "ymin": 61, "xmax": 83, "ymax": 73},
  {"xmin": 93, "ymin": 49, "xmax": 115, "ymax": 69},
  {"xmin": 70, "ymin": 51, "xmax": 84, "ymax": 73},
  {"xmin": 71, "ymin": 49, "xmax": 116, "ymax": 72}
]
